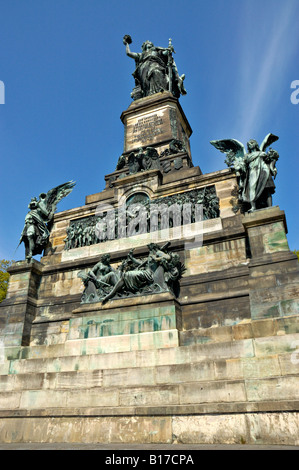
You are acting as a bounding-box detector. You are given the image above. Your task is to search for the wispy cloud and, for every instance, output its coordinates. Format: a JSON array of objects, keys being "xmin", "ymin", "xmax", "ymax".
[{"xmin": 234, "ymin": 0, "xmax": 299, "ymax": 143}]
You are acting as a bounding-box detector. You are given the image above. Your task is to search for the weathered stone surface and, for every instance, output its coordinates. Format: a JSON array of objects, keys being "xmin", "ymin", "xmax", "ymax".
[
  {"xmin": 246, "ymin": 376, "xmax": 299, "ymax": 402},
  {"xmin": 0, "ymin": 392, "xmax": 21, "ymax": 410},
  {"xmin": 103, "ymin": 366, "xmax": 156, "ymax": 388},
  {"xmin": 172, "ymin": 412, "xmax": 299, "ymax": 445},
  {"xmin": 0, "ymin": 411, "xmax": 297, "ymax": 444},
  {"xmin": 179, "ymin": 380, "xmax": 247, "ymax": 405},
  {"xmin": 254, "ymin": 333, "xmax": 299, "ymax": 357},
  {"xmin": 214, "ymin": 356, "xmax": 281, "ymax": 381},
  {"xmin": 185, "ymin": 238, "xmax": 248, "ymax": 276},
  {"xmin": 0, "ymin": 416, "xmax": 173, "ymax": 444},
  {"xmin": 119, "ymin": 385, "xmax": 179, "ymax": 407},
  {"xmin": 172, "ymin": 414, "xmax": 248, "ymax": 444},
  {"xmin": 45, "ymin": 370, "xmax": 103, "ymax": 390},
  {"xmin": 156, "ymin": 361, "xmax": 215, "ymax": 384},
  {"xmin": 246, "ymin": 412, "xmax": 299, "ymax": 446}
]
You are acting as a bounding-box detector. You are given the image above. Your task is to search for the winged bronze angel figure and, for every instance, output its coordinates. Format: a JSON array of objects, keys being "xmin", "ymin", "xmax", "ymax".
[
  {"xmin": 210, "ymin": 133, "xmax": 279, "ymax": 212},
  {"xmin": 19, "ymin": 181, "xmax": 75, "ymax": 261}
]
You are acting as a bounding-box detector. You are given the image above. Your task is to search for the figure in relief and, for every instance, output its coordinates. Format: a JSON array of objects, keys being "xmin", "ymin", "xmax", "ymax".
[{"xmin": 77, "ymin": 243, "xmax": 186, "ymax": 304}]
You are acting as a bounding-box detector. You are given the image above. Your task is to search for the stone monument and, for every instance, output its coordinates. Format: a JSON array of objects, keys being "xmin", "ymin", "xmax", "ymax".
[{"xmin": 0, "ymin": 37, "xmax": 298, "ymax": 446}]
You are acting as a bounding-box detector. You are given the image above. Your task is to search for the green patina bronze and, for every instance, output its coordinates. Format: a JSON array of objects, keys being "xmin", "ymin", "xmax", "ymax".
[
  {"xmin": 78, "ymin": 242, "xmax": 186, "ymax": 304},
  {"xmin": 123, "ymin": 35, "xmax": 187, "ymax": 100},
  {"xmin": 19, "ymin": 181, "xmax": 75, "ymax": 262},
  {"xmin": 64, "ymin": 186, "xmax": 219, "ymax": 251},
  {"xmin": 210, "ymin": 133, "xmax": 279, "ymax": 213}
]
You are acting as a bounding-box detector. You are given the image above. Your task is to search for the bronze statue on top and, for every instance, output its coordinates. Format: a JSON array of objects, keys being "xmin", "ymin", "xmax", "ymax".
[{"xmin": 123, "ymin": 35, "xmax": 187, "ymax": 100}]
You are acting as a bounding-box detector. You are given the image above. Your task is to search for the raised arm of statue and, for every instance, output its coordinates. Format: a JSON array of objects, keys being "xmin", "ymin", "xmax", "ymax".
[
  {"xmin": 127, "ymin": 249, "xmax": 141, "ymax": 266},
  {"xmin": 123, "ymin": 35, "xmax": 139, "ymax": 60},
  {"xmin": 125, "ymin": 43, "xmax": 139, "ymax": 60}
]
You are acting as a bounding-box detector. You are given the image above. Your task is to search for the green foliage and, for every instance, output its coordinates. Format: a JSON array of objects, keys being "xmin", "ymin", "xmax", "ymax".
[
  {"xmin": 0, "ymin": 260, "xmax": 13, "ymax": 303},
  {"xmin": 294, "ymin": 250, "xmax": 299, "ymax": 261}
]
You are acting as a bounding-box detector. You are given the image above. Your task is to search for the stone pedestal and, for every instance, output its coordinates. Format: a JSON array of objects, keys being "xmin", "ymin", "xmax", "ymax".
[
  {"xmin": 70, "ymin": 293, "xmax": 182, "ymax": 353},
  {"xmin": 242, "ymin": 206, "xmax": 289, "ymax": 258},
  {"xmin": 120, "ymin": 91, "xmax": 192, "ymax": 156},
  {"xmin": 242, "ymin": 206, "xmax": 299, "ymax": 320},
  {"xmin": 0, "ymin": 260, "xmax": 42, "ymax": 351}
]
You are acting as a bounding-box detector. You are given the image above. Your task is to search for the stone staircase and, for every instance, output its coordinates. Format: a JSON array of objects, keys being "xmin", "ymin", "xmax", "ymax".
[{"xmin": 0, "ymin": 315, "xmax": 298, "ymax": 445}]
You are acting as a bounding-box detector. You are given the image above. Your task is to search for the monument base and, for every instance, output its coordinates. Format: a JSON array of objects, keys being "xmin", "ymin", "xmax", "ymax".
[
  {"xmin": 0, "ymin": 412, "xmax": 298, "ymax": 445},
  {"xmin": 0, "ymin": 310, "xmax": 298, "ymax": 445},
  {"xmin": 1, "ymin": 85, "xmax": 299, "ymax": 445},
  {"xmin": 1, "ymin": 204, "xmax": 299, "ymax": 445}
]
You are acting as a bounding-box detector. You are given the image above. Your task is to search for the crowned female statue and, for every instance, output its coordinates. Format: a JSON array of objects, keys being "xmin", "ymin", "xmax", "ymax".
[{"xmin": 123, "ymin": 35, "xmax": 187, "ymax": 100}]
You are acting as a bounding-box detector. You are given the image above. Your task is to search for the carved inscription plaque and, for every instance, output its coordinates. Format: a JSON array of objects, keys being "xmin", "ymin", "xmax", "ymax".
[
  {"xmin": 132, "ymin": 114, "xmax": 164, "ymax": 144},
  {"xmin": 122, "ymin": 98, "xmax": 192, "ymax": 154},
  {"xmin": 125, "ymin": 107, "xmax": 173, "ymax": 152}
]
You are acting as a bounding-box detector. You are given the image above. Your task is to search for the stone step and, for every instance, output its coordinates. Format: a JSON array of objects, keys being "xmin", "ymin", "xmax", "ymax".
[
  {"xmin": 0, "ymin": 374, "xmax": 298, "ymax": 411},
  {"xmin": 1, "ymin": 407, "xmax": 298, "ymax": 445},
  {"xmin": 1, "ymin": 336, "xmax": 254, "ymax": 375},
  {"xmin": 2, "ymin": 332, "xmax": 299, "ymax": 377},
  {"xmin": 4, "ymin": 329, "xmax": 180, "ymax": 360},
  {"xmin": 0, "ymin": 351, "xmax": 297, "ymax": 394}
]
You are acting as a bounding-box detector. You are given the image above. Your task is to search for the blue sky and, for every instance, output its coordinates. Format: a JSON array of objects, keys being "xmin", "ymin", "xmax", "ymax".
[{"xmin": 0, "ymin": 0, "xmax": 298, "ymax": 261}]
